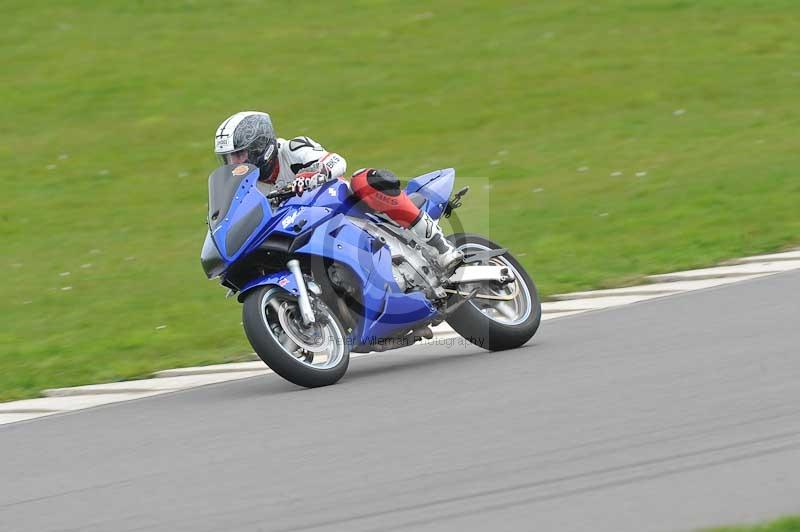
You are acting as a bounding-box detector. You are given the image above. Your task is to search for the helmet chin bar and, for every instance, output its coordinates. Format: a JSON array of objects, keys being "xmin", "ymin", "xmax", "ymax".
[
  {"xmin": 258, "ymin": 155, "xmax": 278, "ymax": 182},
  {"xmin": 256, "ymin": 138, "xmax": 279, "ymax": 181}
]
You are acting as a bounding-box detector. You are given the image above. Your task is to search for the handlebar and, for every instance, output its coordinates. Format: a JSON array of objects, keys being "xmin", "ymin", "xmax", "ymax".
[{"xmin": 266, "ymin": 188, "xmax": 297, "ymax": 202}]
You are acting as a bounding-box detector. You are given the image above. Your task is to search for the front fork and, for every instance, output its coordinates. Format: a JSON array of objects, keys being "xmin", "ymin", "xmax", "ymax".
[{"xmin": 287, "ymin": 259, "xmax": 316, "ymax": 325}]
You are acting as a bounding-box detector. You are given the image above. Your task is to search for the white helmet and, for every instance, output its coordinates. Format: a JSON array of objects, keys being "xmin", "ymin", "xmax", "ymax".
[{"xmin": 214, "ymin": 111, "xmax": 278, "ymax": 179}]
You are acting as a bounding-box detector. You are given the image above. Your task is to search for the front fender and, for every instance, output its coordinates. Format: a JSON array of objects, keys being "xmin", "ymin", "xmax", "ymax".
[{"xmin": 236, "ymin": 270, "xmax": 298, "ymax": 302}]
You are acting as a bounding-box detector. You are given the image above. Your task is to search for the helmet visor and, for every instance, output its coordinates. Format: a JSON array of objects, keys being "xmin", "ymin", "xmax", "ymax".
[{"xmin": 218, "ymin": 149, "xmax": 250, "ymax": 166}]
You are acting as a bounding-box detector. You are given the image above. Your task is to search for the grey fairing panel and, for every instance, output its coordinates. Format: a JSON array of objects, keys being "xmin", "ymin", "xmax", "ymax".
[
  {"xmin": 225, "ymin": 206, "xmax": 265, "ymax": 257},
  {"xmin": 200, "ymin": 230, "xmax": 226, "ymax": 279}
]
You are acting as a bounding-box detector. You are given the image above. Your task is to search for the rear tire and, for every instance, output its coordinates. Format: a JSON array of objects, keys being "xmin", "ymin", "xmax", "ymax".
[
  {"xmin": 445, "ymin": 233, "xmax": 541, "ymax": 351},
  {"xmin": 242, "ymin": 287, "xmax": 350, "ymax": 388}
]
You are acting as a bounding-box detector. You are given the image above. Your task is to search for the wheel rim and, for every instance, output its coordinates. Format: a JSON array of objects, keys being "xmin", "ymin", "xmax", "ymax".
[
  {"xmin": 260, "ymin": 289, "xmax": 346, "ymax": 370},
  {"xmin": 455, "ymin": 243, "xmax": 533, "ymax": 326}
]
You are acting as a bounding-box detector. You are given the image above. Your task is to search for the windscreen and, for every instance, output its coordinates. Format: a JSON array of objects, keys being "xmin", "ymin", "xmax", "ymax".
[{"xmin": 207, "ymin": 164, "xmax": 258, "ymax": 231}]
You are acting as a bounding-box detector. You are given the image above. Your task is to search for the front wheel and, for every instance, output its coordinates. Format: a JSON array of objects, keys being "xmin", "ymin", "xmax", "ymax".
[
  {"xmin": 242, "ymin": 287, "xmax": 350, "ymax": 388},
  {"xmin": 445, "ymin": 233, "xmax": 541, "ymax": 351}
]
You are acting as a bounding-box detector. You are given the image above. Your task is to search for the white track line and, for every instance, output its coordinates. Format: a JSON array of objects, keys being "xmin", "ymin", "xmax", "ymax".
[
  {"xmin": 43, "ymin": 371, "xmax": 269, "ymax": 397},
  {"xmin": 1, "ymin": 249, "xmax": 798, "ymax": 425},
  {"xmin": 155, "ymin": 362, "xmax": 266, "ymax": 378},
  {"xmin": 549, "ymin": 275, "xmax": 769, "ymax": 300},
  {"xmin": 724, "ymin": 250, "xmax": 800, "ymax": 264},
  {"xmin": 648, "ymin": 260, "xmax": 800, "ymax": 282}
]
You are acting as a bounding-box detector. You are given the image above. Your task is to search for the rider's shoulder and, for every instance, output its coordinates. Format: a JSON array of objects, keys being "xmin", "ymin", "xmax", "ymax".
[{"xmin": 285, "ymin": 136, "xmax": 325, "ymax": 153}]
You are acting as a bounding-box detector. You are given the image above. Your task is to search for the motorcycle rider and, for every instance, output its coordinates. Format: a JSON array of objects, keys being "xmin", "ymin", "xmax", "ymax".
[{"xmin": 214, "ymin": 111, "xmax": 463, "ymax": 272}]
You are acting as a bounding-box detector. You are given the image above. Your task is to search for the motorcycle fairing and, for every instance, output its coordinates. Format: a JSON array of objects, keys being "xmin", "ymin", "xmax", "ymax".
[
  {"xmin": 205, "ymin": 168, "xmax": 459, "ymax": 346},
  {"xmin": 404, "ymin": 168, "xmax": 455, "ymax": 220},
  {"xmin": 296, "ymin": 215, "xmax": 437, "ymax": 344},
  {"xmin": 207, "ymin": 164, "xmax": 272, "ymax": 261},
  {"xmin": 236, "ymin": 213, "xmax": 437, "ymax": 344},
  {"xmin": 250, "ymin": 205, "xmax": 336, "ymax": 254},
  {"xmin": 282, "ymin": 179, "xmax": 354, "ymax": 211}
]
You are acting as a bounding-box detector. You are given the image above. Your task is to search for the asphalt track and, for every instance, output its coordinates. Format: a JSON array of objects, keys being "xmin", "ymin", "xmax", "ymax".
[{"xmin": 2, "ymin": 271, "xmax": 800, "ymax": 532}]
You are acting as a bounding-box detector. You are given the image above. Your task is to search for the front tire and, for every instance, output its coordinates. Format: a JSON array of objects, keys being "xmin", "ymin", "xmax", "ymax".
[
  {"xmin": 445, "ymin": 233, "xmax": 541, "ymax": 351},
  {"xmin": 242, "ymin": 287, "xmax": 350, "ymax": 388}
]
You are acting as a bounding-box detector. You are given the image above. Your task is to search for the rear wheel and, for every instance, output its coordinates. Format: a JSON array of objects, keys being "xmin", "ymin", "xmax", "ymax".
[
  {"xmin": 242, "ymin": 287, "xmax": 349, "ymax": 387},
  {"xmin": 445, "ymin": 233, "xmax": 541, "ymax": 351}
]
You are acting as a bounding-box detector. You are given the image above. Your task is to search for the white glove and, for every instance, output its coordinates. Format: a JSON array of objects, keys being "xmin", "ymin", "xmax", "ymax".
[{"xmin": 292, "ymin": 165, "xmax": 331, "ymax": 196}]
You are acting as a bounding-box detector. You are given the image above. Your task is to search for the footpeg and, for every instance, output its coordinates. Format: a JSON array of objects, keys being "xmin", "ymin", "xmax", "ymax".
[{"xmin": 412, "ymin": 326, "xmax": 434, "ymax": 340}]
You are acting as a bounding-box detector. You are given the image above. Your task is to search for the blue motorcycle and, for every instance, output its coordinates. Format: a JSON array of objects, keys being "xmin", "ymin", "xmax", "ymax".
[{"xmin": 201, "ymin": 163, "xmax": 541, "ymax": 387}]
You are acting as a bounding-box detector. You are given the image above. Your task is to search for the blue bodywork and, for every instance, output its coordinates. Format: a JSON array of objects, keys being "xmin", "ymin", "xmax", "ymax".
[{"xmin": 202, "ymin": 165, "xmax": 456, "ymax": 347}]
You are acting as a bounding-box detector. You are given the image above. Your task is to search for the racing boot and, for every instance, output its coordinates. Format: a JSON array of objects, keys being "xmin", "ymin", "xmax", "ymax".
[{"xmin": 409, "ymin": 211, "xmax": 463, "ymax": 274}]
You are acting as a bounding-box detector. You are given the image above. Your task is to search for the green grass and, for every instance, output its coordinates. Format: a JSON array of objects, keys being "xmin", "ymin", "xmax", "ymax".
[
  {"xmin": 2, "ymin": 0, "xmax": 799, "ymax": 401},
  {"xmin": 705, "ymin": 516, "xmax": 800, "ymax": 532}
]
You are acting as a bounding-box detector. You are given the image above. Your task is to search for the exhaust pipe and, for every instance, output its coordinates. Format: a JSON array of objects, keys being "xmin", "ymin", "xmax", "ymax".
[
  {"xmin": 448, "ymin": 264, "xmax": 515, "ymax": 284},
  {"xmin": 287, "ymin": 259, "xmax": 315, "ymax": 325}
]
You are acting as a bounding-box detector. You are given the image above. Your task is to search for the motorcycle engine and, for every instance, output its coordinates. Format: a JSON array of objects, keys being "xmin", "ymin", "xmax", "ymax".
[
  {"xmin": 346, "ymin": 216, "xmax": 446, "ymax": 300},
  {"xmin": 391, "ymin": 258, "xmax": 427, "ymax": 293}
]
